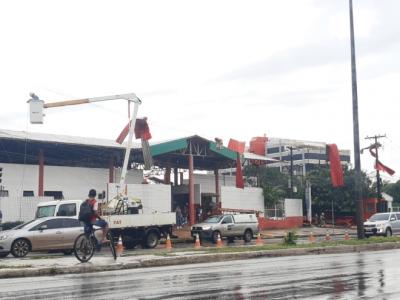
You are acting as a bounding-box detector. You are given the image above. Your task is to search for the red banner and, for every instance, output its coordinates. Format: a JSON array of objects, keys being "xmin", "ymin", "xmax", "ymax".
[
  {"xmin": 327, "ymin": 144, "xmax": 344, "ymax": 187},
  {"xmin": 134, "ymin": 118, "xmax": 152, "ymax": 140},
  {"xmin": 375, "ymin": 161, "xmax": 395, "ymax": 175},
  {"xmin": 116, "ymin": 118, "xmax": 152, "ymax": 144},
  {"xmin": 228, "ymin": 139, "xmax": 245, "ymax": 154},
  {"xmin": 116, "ymin": 123, "xmax": 130, "ymax": 144}
]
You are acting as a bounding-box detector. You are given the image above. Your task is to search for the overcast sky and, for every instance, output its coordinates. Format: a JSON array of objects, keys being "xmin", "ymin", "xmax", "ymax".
[{"xmin": 0, "ymin": 0, "xmax": 399, "ymax": 183}]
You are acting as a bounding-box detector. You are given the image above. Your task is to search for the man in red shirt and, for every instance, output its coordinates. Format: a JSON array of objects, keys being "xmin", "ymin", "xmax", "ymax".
[{"xmin": 84, "ymin": 189, "xmax": 109, "ymax": 244}]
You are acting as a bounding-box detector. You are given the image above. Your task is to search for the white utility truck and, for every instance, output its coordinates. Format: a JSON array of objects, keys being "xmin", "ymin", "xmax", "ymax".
[{"xmin": 29, "ymin": 93, "xmax": 176, "ymax": 249}]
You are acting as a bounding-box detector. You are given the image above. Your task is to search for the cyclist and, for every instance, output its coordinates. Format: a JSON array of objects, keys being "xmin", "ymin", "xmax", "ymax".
[{"xmin": 80, "ymin": 189, "xmax": 109, "ymax": 247}]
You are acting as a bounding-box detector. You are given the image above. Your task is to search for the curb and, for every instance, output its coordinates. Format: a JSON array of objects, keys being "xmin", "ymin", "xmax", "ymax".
[
  {"xmin": 167, "ymin": 232, "xmax": 354, "ymax": 244},
  {"xmin": 1, "ymin": 241, "xmax": 399, "ymax": 279}
]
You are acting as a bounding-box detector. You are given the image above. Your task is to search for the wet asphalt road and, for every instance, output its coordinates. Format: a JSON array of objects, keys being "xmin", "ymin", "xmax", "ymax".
[{"xmin": 1, "ymin": 249, "xmax": 398, "ymax": 299}]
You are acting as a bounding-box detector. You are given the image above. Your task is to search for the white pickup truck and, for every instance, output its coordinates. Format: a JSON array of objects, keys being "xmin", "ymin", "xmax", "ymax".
[
  {"xmin": 36, "ymin": 200, "xmax": 175, "ymax": 249},
  {"xmin": 191, "ymin": 213, "xmax": 259, "ymax": 243}
]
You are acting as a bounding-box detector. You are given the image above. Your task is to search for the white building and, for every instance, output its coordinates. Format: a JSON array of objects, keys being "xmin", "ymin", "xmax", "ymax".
[{"xmin": 265, "ymin": 137, "xmax": 351, "ymax": 176}]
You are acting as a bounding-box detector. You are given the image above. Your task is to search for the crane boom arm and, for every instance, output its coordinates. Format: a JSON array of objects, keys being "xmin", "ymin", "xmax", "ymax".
[{"xmin": 28, "ymin": 92, "xmax": 142, "ymax": 188}]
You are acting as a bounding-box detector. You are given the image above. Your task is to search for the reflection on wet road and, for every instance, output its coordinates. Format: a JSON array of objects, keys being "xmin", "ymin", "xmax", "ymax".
[{"xmin": 0, "ymin": 249, "xmax": 399, "ymax": 299}]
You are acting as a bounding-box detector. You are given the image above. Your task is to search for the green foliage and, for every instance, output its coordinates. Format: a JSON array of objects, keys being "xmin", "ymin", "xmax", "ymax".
[
  {"xmin": 262, "ymin": 185, "xmax": 286, "ymax": 207},
  {"xmin": 283, "ymin": 230, "xmax": 298, "ymax": 245},
  {"xmin": 244, "ymin": 166, "xmax": 299, "ymax": 205},
  {"xmin": 383, "ymin": 180, "xmax": 400, "ymax": 204},
  {"xmin": 306, "ymin": 166, "xmax": 374, "ymax": 214}
]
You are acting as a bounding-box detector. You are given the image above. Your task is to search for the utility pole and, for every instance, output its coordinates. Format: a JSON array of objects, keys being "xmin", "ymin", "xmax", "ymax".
[
  {"xmin": 288, "ymin": 146, "xmax": 294, "ymax": 198},
  {"xmin": 365, "ymin": 134, "xmax": 387, "ymax": 212},
  {"xmin": 349, "ymin": 0, "xmax": 364, "ymax": 239}
]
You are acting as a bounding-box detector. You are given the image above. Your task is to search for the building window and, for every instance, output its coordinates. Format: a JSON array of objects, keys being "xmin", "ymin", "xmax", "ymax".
[
  {"xmin": 44, "ymin": 191, "xmax": 64, "ymax": 200},
  {"xmin": 23, "ymin": 191, "xmax": 35, "ymax": 197},
  {"xmin": 0, "ymin": 190, "xmax": 9, "ymax": 197},
  {"xmin": 305, "ymin": 153, "xmax": 327, "ymax": 160},
  {"xmin": 267, "ymin": 147, "xmax": 281, "ymax": 154},
  {"xmin": 340, "ymin": 155, "xmax": 351, "ymax": 162}
]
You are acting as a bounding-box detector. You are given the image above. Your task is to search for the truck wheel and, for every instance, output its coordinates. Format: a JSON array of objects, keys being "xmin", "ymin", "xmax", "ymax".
[
  {"xmin": 144, "ymin": 231, "xmax": 159, "ymax": 248},
  {"xmin": 243, "ymin": 230, "xmax": 253, "ymax": 243},
  {"xmin": 385, "ymin": 228, "xmax": 392, "ymax": 237},
  {"xmin": 211, "ymin": 231, "xmax": 221, "ymax": 244}
]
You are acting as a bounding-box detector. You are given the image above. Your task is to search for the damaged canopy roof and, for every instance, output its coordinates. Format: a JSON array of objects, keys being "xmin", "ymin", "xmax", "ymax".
[{"xmin": 0, "ymin": 130, "xmax": 242, "ymax": 170}]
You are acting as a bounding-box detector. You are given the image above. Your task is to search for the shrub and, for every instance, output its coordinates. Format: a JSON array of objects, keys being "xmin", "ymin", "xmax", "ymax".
[{"xmin": 283, "ymin": 230, "xmax": 298, "ymax": 245}]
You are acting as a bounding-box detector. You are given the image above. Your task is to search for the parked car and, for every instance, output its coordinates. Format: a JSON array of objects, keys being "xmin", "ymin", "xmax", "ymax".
[
  {"xmin": 363, "ymin": 212, "xmax": 400, "ymax": 237},
  {"xmin": 191, "ymin": 214, "xmax": 259, "ymax": 243},
  {"xmin": 0, "ymin": 217, "xmax": 100, "ymax": 258}
]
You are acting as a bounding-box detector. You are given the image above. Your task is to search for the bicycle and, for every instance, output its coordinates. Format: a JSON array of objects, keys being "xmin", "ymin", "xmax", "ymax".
[{"xmin": 74, "ymin": 227, "xmax": 117, "ymax": 263}]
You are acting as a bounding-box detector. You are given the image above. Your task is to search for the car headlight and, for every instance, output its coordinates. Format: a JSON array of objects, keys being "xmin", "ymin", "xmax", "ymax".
[
  {"xmin": 202, "ymin": 226, "xmax": 212, "ymax": 230},
  {"xmin": 0, "ymin": 235, "xmax": 9, "ymax": 241}
]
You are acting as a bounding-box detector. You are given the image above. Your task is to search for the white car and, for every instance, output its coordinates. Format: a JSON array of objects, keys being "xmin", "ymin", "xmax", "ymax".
[
  {"xmin": 364, "ymin": 212, "xmax": 400, "ymax": 237},
  {"xmin": 0, "ymin": 217, "xmax": 100, "ymax": 258}
]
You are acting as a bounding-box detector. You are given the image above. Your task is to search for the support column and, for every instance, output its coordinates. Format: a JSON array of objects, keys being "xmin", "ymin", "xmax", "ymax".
[
  {"xmin": 174, "ymin": 167, "xmax": 178, "ymax": 186},
  {"xmin": 164, "ymin": 166, "xmax": 171, "ymax": 184},
  {"xmin": 188, "ymin": 154, "xmax": 195, "ymax": 225},
  {"xmin": 108, "ymin": 156, "xmax": 115, "ymax": 183},
  {"xmin": 179, "ymin": 172, "xmax": 184, "ymax": 186},
  {"xmin": 214, "ymin": 168, "xmax": 221, "ymax": 212},
  {"xmin": 38, "ymin": 150, "xmax": 44, "ymax": 196}
]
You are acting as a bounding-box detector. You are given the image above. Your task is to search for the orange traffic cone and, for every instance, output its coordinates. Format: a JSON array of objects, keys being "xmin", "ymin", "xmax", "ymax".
[
  {"xmin": 165, "ymin": 234, "xmax": 172, "ymax": 250},
  {"xmin": 116, "ymin": 235, "xmax": 124, "ymax": 257},
  {"xmin": 325, "ymin": 231, "xmax": 331, "ymax": 241},
  {"xmin": 344, "ymin": 231, "xmax": 350, "ymax": 240},
  {"xmin": 216, "ymin": 233, "xmax": 223, "ymax": 248},
  {"xmin": 194, "ymin": 233, "xmax": 201, "ymax": 249},
  {"xmin": 256, "ymin": 233, "xmax": 263, "ymax": 246},
  {"xmin": 308, "ymin": 231, "xmax": 316, "ymax": 243}
]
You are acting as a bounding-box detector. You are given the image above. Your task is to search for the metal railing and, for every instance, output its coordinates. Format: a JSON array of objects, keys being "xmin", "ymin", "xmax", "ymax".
[{"xmin": 264, "ymin": 202, "xmax": 285, "ymax": 219}]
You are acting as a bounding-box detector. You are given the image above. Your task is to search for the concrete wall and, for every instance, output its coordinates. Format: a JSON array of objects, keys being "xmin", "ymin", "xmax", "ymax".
[
  {"xmin": 108, "ymin": 183, "xmax": 172, "ymax": 214},
  {"xmin": 183, "ymin": 174, "xmax": 236, "ymax": 194},
  {"xmin": 172, "ymin": 184, "xmax": 201, "ymax": 204},
  {"xmin": 284, "ymin": 198, "xmax": 303, "ymax": 217},
  {"xmin": 221, "ymin": 186, "xmax": 264, "ymax": 213},
  {"xmin": 0, "ymin": 197, "xmax": 53, "ymax": 222},
  {"xmin": 258, "ymin": 217, "xmax": 303, "ymax": 230},
  {"xmin": 0, "ymin": 163, "xmax": 143, "ymax": 200}
]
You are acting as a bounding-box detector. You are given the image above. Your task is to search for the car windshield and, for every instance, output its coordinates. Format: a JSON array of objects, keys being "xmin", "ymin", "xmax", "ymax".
[
  {"xmin": 12, "ymin": 220, "xmax": 37, "ymax": 230},
  {"xmin": 36, "ymin": 205, "xmax": 56, "ymax": 218},
  {"xmin": 369, "ymin": 214, "xmax": 390, "ymax": 221},
  {"xmin": 203, "ymin": 216, "xmax": 224, "ymax": 223}
]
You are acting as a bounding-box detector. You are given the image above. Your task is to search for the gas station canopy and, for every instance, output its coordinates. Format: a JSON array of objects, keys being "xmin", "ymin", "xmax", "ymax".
[{"xmin": 0, "ymin": 130, "xmax": 240, "ymax": 170}]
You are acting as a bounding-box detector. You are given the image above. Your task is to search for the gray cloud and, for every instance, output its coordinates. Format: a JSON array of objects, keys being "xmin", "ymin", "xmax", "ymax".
[{"xmin": 217, "ymin": 1, "xmax": 400, "ymax": 83}]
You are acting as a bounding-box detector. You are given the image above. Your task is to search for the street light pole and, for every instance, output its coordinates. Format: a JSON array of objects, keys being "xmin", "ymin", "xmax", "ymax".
[
  {"xmin": 289, "ymin": 146, "xmax": 294, "ymax": 198},
  {"xmin": 349, "ymin": 0, "xmax": 364, "ymax": 239}
]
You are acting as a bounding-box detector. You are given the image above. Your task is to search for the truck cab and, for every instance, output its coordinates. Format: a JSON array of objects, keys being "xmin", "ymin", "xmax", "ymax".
[{"xmin": 36, "ymin": 200, "xmax": 82, "ymax": 219}]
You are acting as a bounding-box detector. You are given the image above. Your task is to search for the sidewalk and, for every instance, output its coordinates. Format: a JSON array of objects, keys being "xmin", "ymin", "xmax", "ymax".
[
  {"xmin": 0, "ymin": 225, "xmax": 378, "ymax": 279},
  {"xmin": 1, "ymin": 238, "xmax": 399, "ymax": 279},
  {"xmin": 172, "ymin": 224, "xmax": 356, "ymax": 242}
]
